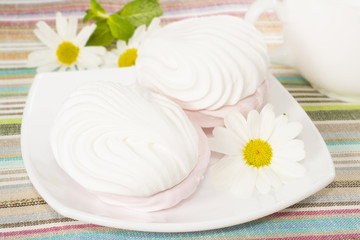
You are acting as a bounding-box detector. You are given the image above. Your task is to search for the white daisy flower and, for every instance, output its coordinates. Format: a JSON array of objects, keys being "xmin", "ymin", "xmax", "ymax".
[
  {"xmin": 209, "ymin": 104, "xmax": 306, "ymax": 197},
  {"xmin": 104, "ymin": 18, "xmax": 161, "ymax": 68},
  {"xmin": 27, "ymin": 12, "xmax": 106, "ymax": 72}
]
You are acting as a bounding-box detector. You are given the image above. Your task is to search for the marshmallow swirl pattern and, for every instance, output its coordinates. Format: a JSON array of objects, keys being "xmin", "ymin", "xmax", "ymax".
[
  {"xmin": 50, "ymin": 81, "xmax": 199, "ymax": 198},
  {"xmin": 136, "ymin": 15, "xmax": 269, "ymax": 111}
]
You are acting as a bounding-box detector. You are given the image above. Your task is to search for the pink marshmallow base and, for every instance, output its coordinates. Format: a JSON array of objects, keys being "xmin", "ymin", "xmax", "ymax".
[
  {"xmin": 92, "ymin": 124, "xmax": 210, "ymax": 212},
  {"xmin": 185, "ymin": 77, "xmax": 269, "ymax": 128}
]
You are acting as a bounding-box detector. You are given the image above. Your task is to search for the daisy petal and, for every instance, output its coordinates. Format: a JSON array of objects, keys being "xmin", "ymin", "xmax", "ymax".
[
  {"xmin": 27, "ymin": 49, "xmax": 56, "ymax": 67},
  {"xmin": 271, "ymin": 116, "xmax": 288, "ymax": 140},
  {"xmin": 224, "ymin": 111, "xmax": 249, "ymax": 144},
  {"xmin": 269, "ymin": 120, "xmax": 302, "ymax": 146},
  {"xmin": 274, "ymin": 139, "xmax": 306, "ymax": 162},
  {"xmin": 247, "ymin": 110, "xmax": 261, "ymax": 139},
  {"xmin": 36, "ymin": 63, "xmax": 61, "ymax": 72},
  {"xmin": 56, "ymin": 12, "xmax": 67, "ymax": 40},
  {"xmin": 34, "ymin": 26, "xmax": 60, "ymax": 49},
  {"xmin": 256, "ymin": 167, "xmax": 271, "ymax": 194},
  {"xmin": 130, "ymin": 24, "xmax": 146, "ymax": 46},
  {"xmin": 103, "ymin": 51, "xmax": 118, "ymax": 66},
  {"xmin": 274, "ymin": 115, "xmax": 288, "ymax": 126},
  {"xmin": 263, "ymin": 167, "xmax": 282, "ymax": 190},
  {"xmin": 147, "ymin": 17, "xmax": 161, "ymax": 34},
  {"xmin": 230, "ymin": 164, "xmax": 256, "ymax": 198},
  {"xmin": 274, "ymin": 150, "xmax": 306, "ymax": 163},
  {"xmin": 77, "ymin": 49, "xmax": 103, "ymax": 69},
  {"xmin": 66, "ymin": 15, "xmax": 78, "ymax": 40},
  {"xmin": 259, "ymin": 104, "xmax": 275, "ymax": 140},
  {"xmin": 116, "ymin": 40, "xmax": 127, "ymax": 52},
  {"xmin": 286, "ymin": 122, "xmax": 303, "ymax": 140},
  {"xmin": 260, "ymin": 103, "xmax": 274, "ymax": 114},
  {"xmin": 34, "ymin": 29, "xmax": 61, "ymax": 49},
  {"xmin": 210, "ymin": 156, "xmax": 242, "ymax": 188},
  {"xmin": 84, "ymin": 46, "xmax": 106, "ymax": 55},
  {"xmin": 209, "ymin": 127, "xmax": 242, "ymax": 155},
  {"xmin": 270, "ymin": 160, "xmax": 306, "ymax": 181},
  {"xmin": 74, "ymin": 24, "xmax": 96, "ymax": 47}
]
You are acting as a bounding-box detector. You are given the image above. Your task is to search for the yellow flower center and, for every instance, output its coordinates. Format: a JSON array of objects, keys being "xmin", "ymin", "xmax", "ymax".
[
  {"xmin": 118, "ymin": 48, "xmax": 138, "ymax": 67},
  {"xmin": 243, "ymin": 139, "xmax": 273, "ymax": 168},
  {"xmin": 56, "ymin": 41, "xmax": 80, "ymax": 65}
]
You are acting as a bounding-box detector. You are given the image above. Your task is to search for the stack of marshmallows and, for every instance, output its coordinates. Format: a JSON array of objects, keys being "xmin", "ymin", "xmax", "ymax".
[{"xmin": 51, "ymin": 15, "xmax": 269, "ymax": 212}]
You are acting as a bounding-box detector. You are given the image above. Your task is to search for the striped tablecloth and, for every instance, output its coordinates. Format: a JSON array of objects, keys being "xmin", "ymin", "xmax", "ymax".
[{"xmin": 1, "ymin": 0, "xmax": 360, "ymax": 239}]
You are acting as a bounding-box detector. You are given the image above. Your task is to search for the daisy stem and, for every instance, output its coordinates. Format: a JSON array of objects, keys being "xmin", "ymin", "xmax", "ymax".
[{"xmin": 97, "ymin": 12, "xmax": 108, "ymax": 19}]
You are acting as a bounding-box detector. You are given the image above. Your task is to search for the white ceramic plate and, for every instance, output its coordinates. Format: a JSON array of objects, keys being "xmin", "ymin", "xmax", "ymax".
[{"xmin": 21, "ymin": 68, "xmax": 335, "ymax": 232}]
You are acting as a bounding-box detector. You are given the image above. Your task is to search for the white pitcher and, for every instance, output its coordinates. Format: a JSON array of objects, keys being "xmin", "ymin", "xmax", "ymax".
[{"xmin": 245, "ymin": 0, "xmax": 360, "ymax": 103}]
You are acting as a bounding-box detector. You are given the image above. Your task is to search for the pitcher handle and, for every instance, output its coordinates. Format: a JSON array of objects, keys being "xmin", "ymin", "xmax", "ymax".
[{"xmin": 245, "ymin": 0, "xmax": 294, "ymax": 67}]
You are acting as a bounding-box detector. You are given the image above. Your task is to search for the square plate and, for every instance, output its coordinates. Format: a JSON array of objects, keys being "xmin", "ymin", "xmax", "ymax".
[{"xmin": 21, "ymin": 68, "xmax": 335, "ymax": 232}]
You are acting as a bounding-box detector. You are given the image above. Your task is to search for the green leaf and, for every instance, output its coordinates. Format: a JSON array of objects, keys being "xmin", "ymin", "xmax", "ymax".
[
  {"xmin": 90, "ymin": 0, "xmax": 106, "ymax": 13},
  {"xmin": 86, "ymin": 20, "xmax": 114, "ymax": 46},
  {"xmin": 83, "ymin": 0, "xmax": 108, "ymax": 23},
  {"xmin": 107, "ymin": 14, "xmax": 135, "ymax": 41},
  {"xmin": 118, "ymin": 0, "xmax": 163, "ymax": 27},
  {"xmin": 83, "ymin": 0, "xmax": 163, "ymax": 46},
  {"xmin": 83, "ymin": 10, "xmax": 98, "ymax": 23}
]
